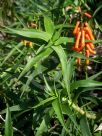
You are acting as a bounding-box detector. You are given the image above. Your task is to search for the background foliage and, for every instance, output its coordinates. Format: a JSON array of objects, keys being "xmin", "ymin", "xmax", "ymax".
[{"xmin": 0, "ymin": 0, "xmax": 102, "ymax": 136}]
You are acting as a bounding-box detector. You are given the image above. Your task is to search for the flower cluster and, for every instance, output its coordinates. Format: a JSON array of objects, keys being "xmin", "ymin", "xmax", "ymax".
[{"xmin": 72, "ymin": 21, "xmax": 96, "ymax": 65}]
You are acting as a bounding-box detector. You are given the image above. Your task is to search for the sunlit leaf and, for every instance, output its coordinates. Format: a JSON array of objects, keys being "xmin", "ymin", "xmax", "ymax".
[
  {"xmin": 44, "ymin": 16, "xmax": 55, "ymax": 35},
  {"xmin": 5, "ymin": 27, "xmax": 52, "ymax": 42},
  {"xmin": 52, "ymin": 45, "xmax": 73, "ymax": 98}
]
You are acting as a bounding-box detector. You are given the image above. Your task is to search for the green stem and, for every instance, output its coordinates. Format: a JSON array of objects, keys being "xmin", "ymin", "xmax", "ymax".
[{"xmin": 68, "ymin": 100, "xmax": 96, "ymax": 119}]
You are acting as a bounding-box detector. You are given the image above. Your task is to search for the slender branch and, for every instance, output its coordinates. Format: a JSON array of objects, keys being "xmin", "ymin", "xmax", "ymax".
[{"xmin": 48, "ymin": 124, "xmax": 59, "ymax": 132}]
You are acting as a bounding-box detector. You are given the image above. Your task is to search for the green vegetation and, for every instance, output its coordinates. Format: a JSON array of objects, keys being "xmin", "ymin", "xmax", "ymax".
[{"xmin": 0, "ymin": 0, "xmax": 102, "ymax": 135}]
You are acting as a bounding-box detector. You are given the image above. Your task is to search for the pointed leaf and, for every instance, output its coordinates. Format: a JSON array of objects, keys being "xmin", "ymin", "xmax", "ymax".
[
  {"xmin": 43, "ymin": 76, "xmax": 54, "ymax": 96},
  {"xmin": 52, "ymin": 99, "xmax": 68, "ymax": 132},
  {"xmin": 5, "ymin": 27, "xmax": 52, "ymax": 42},
  {"xmin": 89, "ymin": 71, "xmax": 102, "ymax": 80},
  {"xmin": 71, "ymin": 80, "xmax": 102, "ymax": 91},
  {"xmin": 80, "ymin": 116, "xmax": 92, "ymax": 136},
  {"xmin": 55, "ymin": 37, "xmax": 74, "ymax": 45},
  {"xmin": 62, "ymin": 103, "xmax": 79, "ymax": 130},
  {"xmin": 36, "ymin": 109, "xmax": 54, "ymax": 136},
  {"xmin": 5, "ymin": 105, "xmax": 13, "ymax": 136},
  {"xmin": 44, "ymin": 16, "xmax": 55, "ymax": 35},
  {"xmin": 52, "ymin": 45, "xmax": 72, "ymax": 98},
  {"xmin": 32, "ymin": 96, "xmax": 57, "ymax": 109}
]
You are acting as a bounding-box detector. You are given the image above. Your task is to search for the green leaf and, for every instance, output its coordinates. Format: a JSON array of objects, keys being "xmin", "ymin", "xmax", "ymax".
[
  {"xmin": 55, "ymin": 24, "xmax": 74, "ymax": 29},
  {"xmin": 1, "ymin": 43, "xmax": 22, "ymax": 66},
  {"xmin": 32, "ymin": 96, "xmax": 57, "ymax": 109},
  {"xmin": 5, "ymin": 27, "xmax": 52, "ymax": 42},
  {"xmin": 35, "ymin": 109, "xmax": 54, "ymax": 136},
  {"xmin": 36, "ymin": 117, "xmax": 48, "ymax": 136},
  {"xmin": 80, "ymin": 116, "xmax": 92, "ymax": 136},
  {"xmin": 44, "ymin": 16, "xmax": 55, "ymax": 35},
  {"xmin": 18, "ymin": 47, "xmax": 53, "ymax": 79},
  {"xmin": 5, "ymin": 105, "xmax": 13, "ymax": 136},
  {"xmin": 93, "ymin": 39, "xmax": 102, "ymax": 44},
  {"xmin": 20, "ymin": 64, "xmax": 47, "ymax": 98},
  {"xmin": 55, "ymin": 37, "xmax": 74, "ymax": 45},
  {"xmin": 93, "ymin": 5, "xmax": 102, "ymax": 17},
  {"xmin": 88, "ymin": 71, "xmax": 102, "ymax": 80},
  {"xmin": 68, "ymin": 52, "xmax": 99, "ymax": 63},
  {"xmin": 34, "ymin": 2, "xmax": 48, "ymax": 12},
  {"xmin": 52, "ymin": 45, "xmax": 72, "ymax": 99},
  {"xmin": 71, "ymin": 79, "xmax": 102, "ymax": 91},
  {"xmin": 52, "ymin": 99, "xmax": 68, "ymax": 132},
  {"xmin": 21, "ymin": 65, "xmax": 47, "ymax": 97},
  {"xmin": 94, "ymin": 19, "xmax": 102, "ymax": 33},
  {"xmin": 0, "ymin": 105, "xmax": 21, "ymax": 114},
  {"xmin": 43, "ymin": 76, "xmax": 54, "ymax": 96},
  {"xmin": 62, "ymin": 103, "xmax": 79, "ymax": 130}
]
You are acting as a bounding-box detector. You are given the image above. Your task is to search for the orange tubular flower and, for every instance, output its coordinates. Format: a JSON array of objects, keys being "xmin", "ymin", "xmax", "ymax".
[
  {"xmin": 86, "ymin": 44, "xmax": 96, "ymax": 55},
  {"xmin": 85, "ymin": 33, "xmax": 91, "ymax": 40},
  {"xmin": 84, "ymin": 12, "xmax": 92, "ymax": 18},
  {"xmin": 84, "ymin": 22, "xmax": 94, "ymax": 40},
  {"xmin": 76, "ymin": 58, "xmax": 81, "ymax": 65},
  {"xmin": 86, "ymin": 59, "xmax": 90, "ymax": 65},
  {"xmin": 84, "ymin": 27, "xmax": 94, "ymax": 40},
  {"xmin": 85, "ymin": 50, "xmax": 90, "ymax": 65},
  {"xmin": 72, "ymin": 20, "xmax": 96, "ymax": 66},
  {"xmin": 86, "ymin": 49, "xmax": 90, "ymax": 57},
  {"xmin": 73, "ymin": 21, "xmax": 80, "ymax": 35},
  {"xmin": 75, "ymin": 27, "xmax": 80, "ymax": 38},
  {"xmin": 75, "ymin": 31, "xmax": 81, "ymax": 48},
  {"xmin": 85, "ymin": 34, "xmax": 95, "ymax": 49},
  {"xmin": 80, "ymin": 30, "xmax": 85, "ymax": 50},
  {"xmin": 89, "ymin": 43, "xmax": 95, "ymax": 50},
  {"xmin": 84, "ymin": 22, "xmax": 92, "ymax": 29},
  {"xmin": 72, "ymin": 46, "xmax": 80, "ymax": 52}
]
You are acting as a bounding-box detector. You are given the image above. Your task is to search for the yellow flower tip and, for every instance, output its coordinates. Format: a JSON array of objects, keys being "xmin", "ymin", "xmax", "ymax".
[
  {"xmin": 23, "ymin": 40, "xmax": 27, "ymax": 46},
  {"xmin": 86, "ymin": 59, "xmax": 90, "ymax": 65},
  {"xmin": 29, "ymin": 42, "xmax": 33, "ymax": 47}
]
